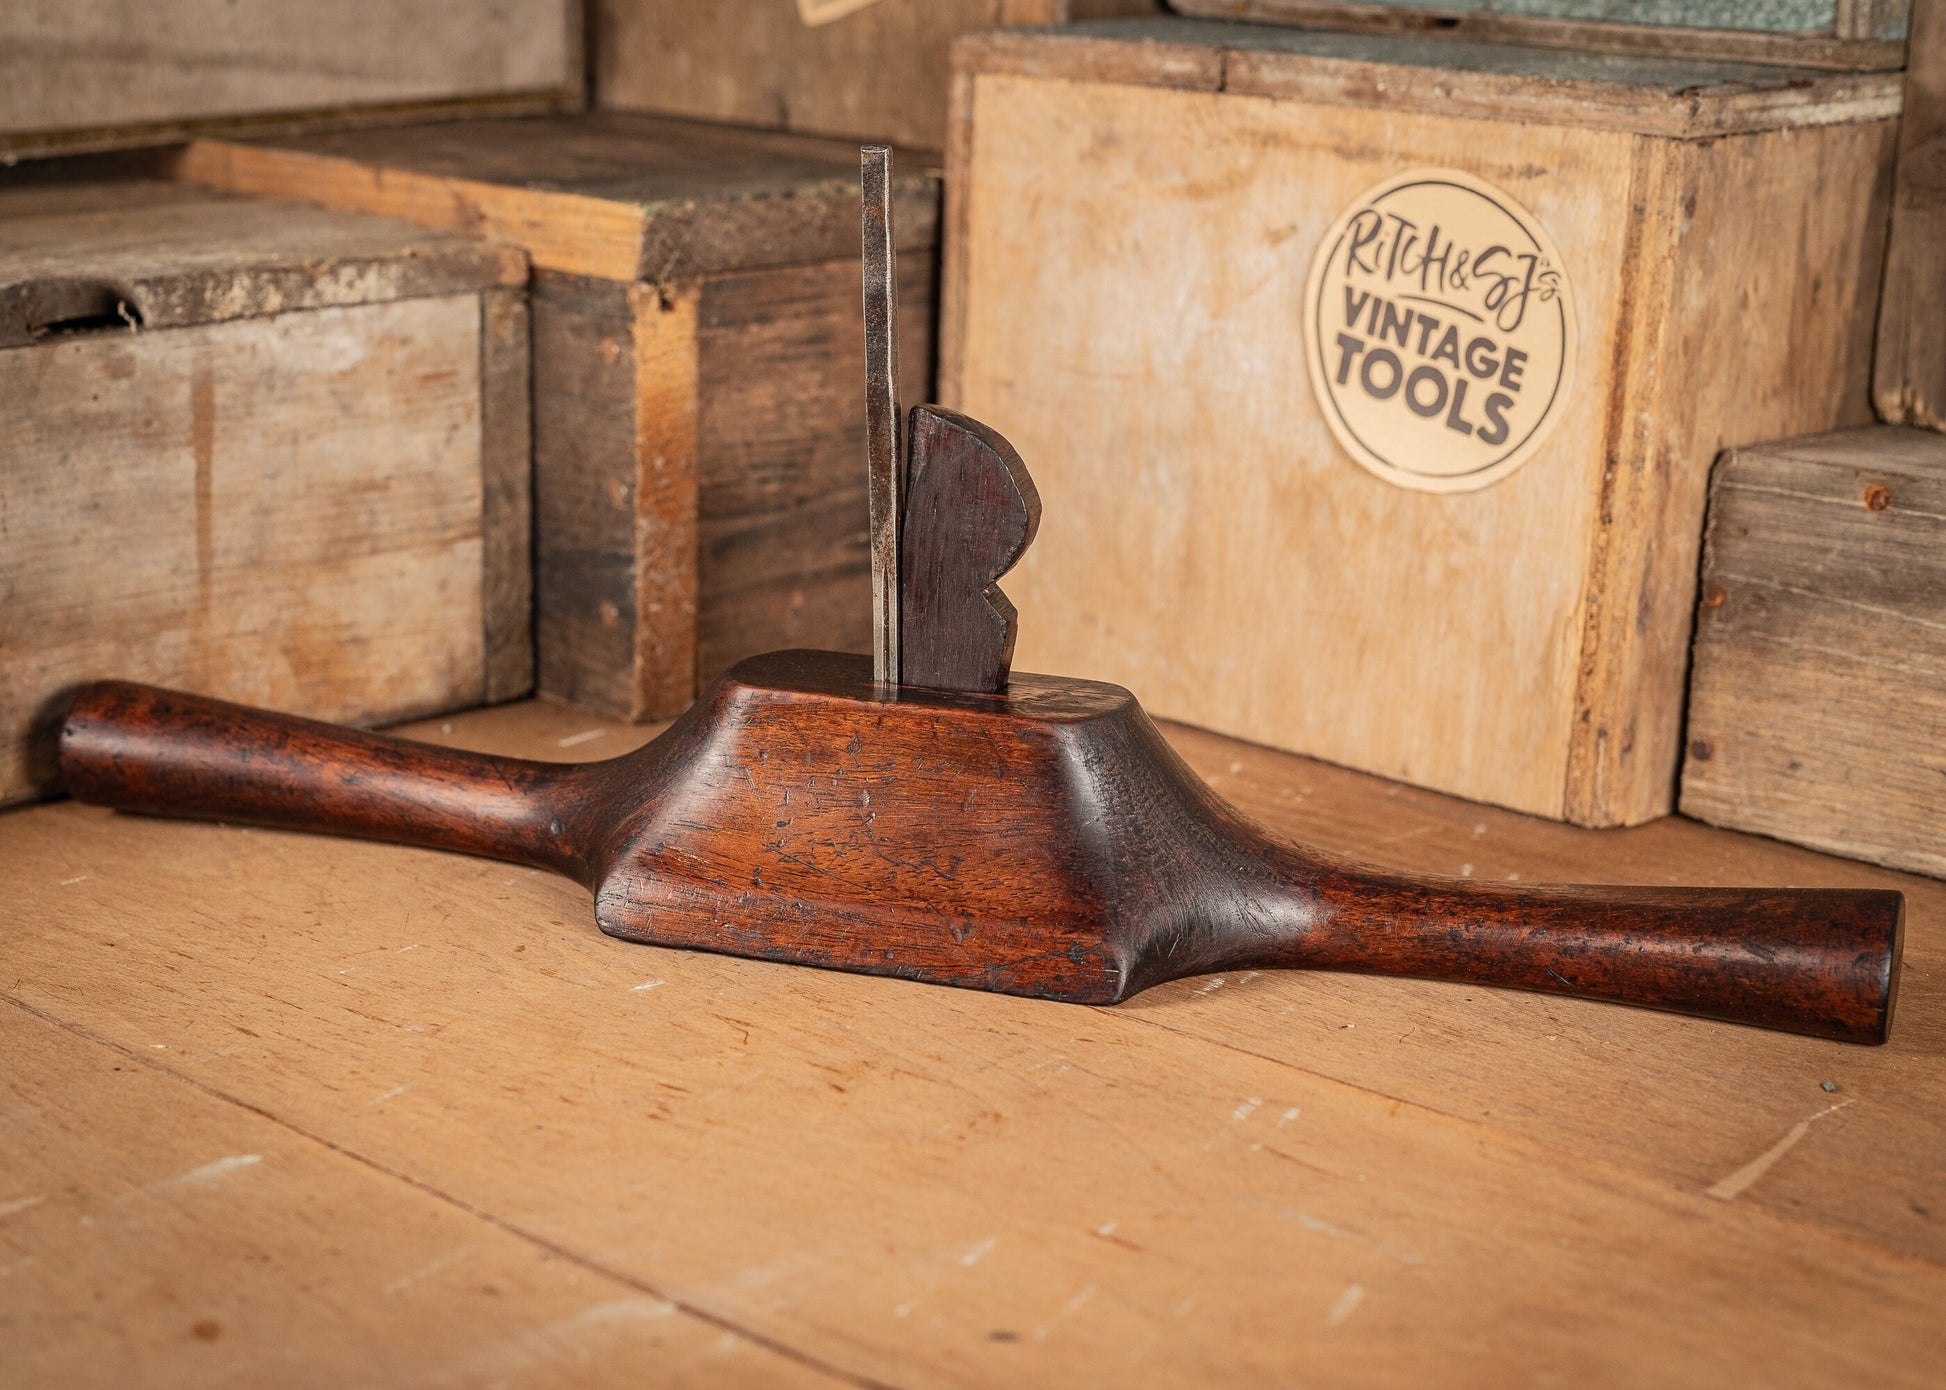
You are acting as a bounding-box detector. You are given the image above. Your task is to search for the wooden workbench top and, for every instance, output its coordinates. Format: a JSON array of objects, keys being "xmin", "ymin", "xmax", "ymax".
[{"xmin": 1, "ymin": 697, "xmax": 1939, "ymax": 1386}]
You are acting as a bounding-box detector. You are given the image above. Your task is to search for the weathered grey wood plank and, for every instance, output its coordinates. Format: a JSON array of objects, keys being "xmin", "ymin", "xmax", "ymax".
[
  {"xmin": 0, "ymin": 0, "xmax": 577, "ymax": 154},
  {"xmin": 480, "ymin": 286, "xmax": 536, "ymax": 705},
  {"xmin": 1683, "ymin": 426, "xmax": 1946, "ymax": 876},
  {"xmin": 531, "ymin": 272, "xmax": 656, "ymax": 719},
  {"xmin": 1875, "ymin": 0, "xmax": 1946, "ymax": 430},
  {"xmin": 0, "ymin": 298, "xmax": 497, "ymax": 804}
]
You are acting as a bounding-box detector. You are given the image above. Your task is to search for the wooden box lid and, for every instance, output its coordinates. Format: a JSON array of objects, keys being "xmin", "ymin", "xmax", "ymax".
[
  {"xmin": 176, "ymin": 114, "xmax": 942, "ymax": 283},
  {"xmin": 958, "ymin": 18, "xmax": 1904, "ymax": 135},
  {"xmin": 1166, "ymin": 1, "xmax": 1908, "ymax": 72},
  {"xmin": 0, "ymin": 179, "xmax": 523, "ymax": 347}
]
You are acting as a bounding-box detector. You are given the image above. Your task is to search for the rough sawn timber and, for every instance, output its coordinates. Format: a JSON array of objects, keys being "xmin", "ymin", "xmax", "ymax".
[{"xmin": 1682, "ymin": 426, "xmax": 1946, "ymax": 877}]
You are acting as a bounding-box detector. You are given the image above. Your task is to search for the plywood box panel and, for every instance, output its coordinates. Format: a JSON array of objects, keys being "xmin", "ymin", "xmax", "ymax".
[
  {"xmin": 181, "ymin": 115, "xmax": 940, "ymax": 721},
  {"xmin": 0, "ymin": 180, "xmax": 531, "ymax": 805},
  {"xmin": 1682, "ymin": 426, "xmax": 1946, "ymax": 875},
  {"xmin": 944, "ymin": 21, "xmax": 1896, "ymax": 824},
  {"xmin": 0, "ymin": 0, "xmax": 579, "ymax": 158}
]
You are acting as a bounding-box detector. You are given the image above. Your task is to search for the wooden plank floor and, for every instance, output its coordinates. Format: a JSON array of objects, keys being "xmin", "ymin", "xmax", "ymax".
[{"xmin": 1, "ymin": 697, "xmax": 1940, "ymax": 1387}]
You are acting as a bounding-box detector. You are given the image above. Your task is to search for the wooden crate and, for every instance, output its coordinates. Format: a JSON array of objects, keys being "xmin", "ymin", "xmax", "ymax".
[
  {"xmin": 177, "ymin": 115, "xmax": 941, "ymax": 721},
  {"xmin": 1681, "ymin": 427, "xmax": 1946, "ymax": 876},
  {"xmin": 0, "ymin": 1, "xmax": 580, "ymax": 160},
  {"xmin": 590, "ymin": 0, "xmax": 1161, "ymax": 149},
  {"xmin": 943, "ymin": 20, "xmax": 1899, "ymax": 826},
  {"xmin": 1171, "ymin": 0, "xmax": 1909, "ymax": 69},
  {"xmin": 0, "ymin": 178, "xmax": 531, "ymax": 806}
]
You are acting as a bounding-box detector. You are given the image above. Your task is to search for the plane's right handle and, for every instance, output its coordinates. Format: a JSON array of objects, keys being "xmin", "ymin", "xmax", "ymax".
[{"xmin": 1279, "ymin": 870, "xmax": 1903, "ymax": 1044}]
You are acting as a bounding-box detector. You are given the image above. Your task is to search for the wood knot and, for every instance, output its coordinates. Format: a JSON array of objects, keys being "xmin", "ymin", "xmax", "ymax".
[
  {"xmin": 1688, "ymin": 739, "xmax": 1713, "ymax": 763},
  {"xmin": 1701, "ymin": 582, "xmax": 1727, "ymax": 609},
  {"xmin": 1864, "ymin": 484, "xmax": 1892, "ymax": 512}
]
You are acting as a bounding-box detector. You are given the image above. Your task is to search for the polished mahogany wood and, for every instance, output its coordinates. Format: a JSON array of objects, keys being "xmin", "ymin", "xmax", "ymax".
[
  {"xmin": 58, "ymin": 652, "xmax": 1902, "ymax": 1043},
  {"xmin": 899, "ymin": 407, "xmax": 1042, "ymax": 693}
]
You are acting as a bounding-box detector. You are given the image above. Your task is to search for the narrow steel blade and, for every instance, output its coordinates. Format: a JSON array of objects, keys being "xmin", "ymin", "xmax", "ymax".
[{"xmin": 860, "ymin": 144, "xmax": 902, "ymax": 685}]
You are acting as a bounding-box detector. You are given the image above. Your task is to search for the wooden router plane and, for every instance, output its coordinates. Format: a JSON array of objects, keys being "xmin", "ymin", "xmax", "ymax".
[{"xmin": 57, "ymin": 150, "xmax": 1902, "ymax": 1044}]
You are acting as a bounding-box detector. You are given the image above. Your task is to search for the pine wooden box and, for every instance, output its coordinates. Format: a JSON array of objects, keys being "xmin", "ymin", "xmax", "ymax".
[
  {"xmin": 0, "ymin": 178, "xmax": 531, "ymax": 806},
  {"xmin": 178, "ymin": 115, "xmax": 940, "ymax": 721},
  {"xmin": 1682, "ymin": 426, "xmax": 1946, "ymax": 876},
  {"xmin": 943, "ymin": 19, "xmax": 1900, "ymax": 826}
]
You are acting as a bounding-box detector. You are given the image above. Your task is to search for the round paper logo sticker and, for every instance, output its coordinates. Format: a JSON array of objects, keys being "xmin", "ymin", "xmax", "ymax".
[{"xmin": 1303, "ymin": 169, "xmax": 1576, "ymax": 493}]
